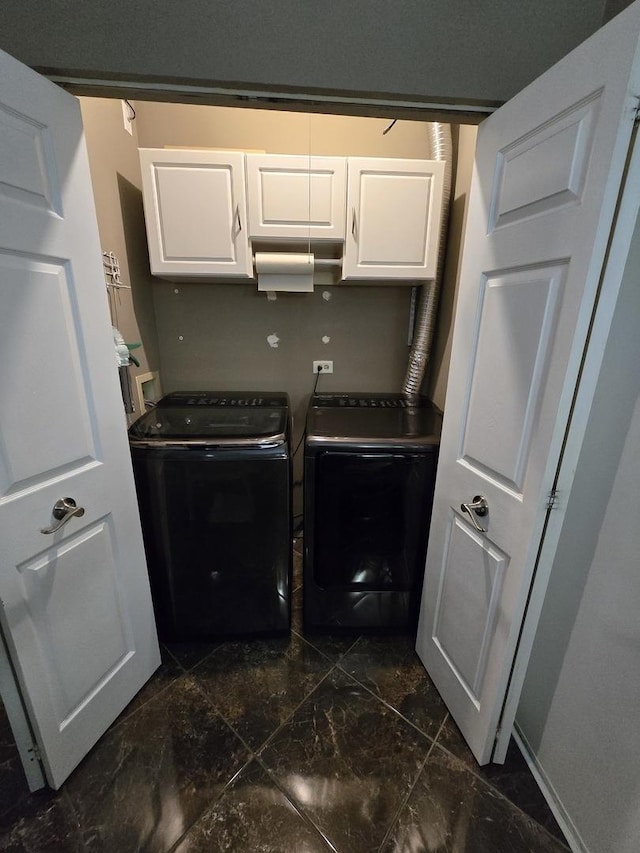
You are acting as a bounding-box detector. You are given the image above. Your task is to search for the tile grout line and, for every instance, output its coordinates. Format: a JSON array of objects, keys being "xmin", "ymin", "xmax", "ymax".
[
  {"xmin": 162, "ymin": 644, "xmax": 281, "ymax": 851},
  {"xmin": 60, "ymin": 785, "xmax": 88, "ymax": 853},
  {"xmin": 254, "ymin": 663, "xmax": 339, "ymax": 756},
  {"xmin": 334, "ymin": 660, "xmax": 444, "ymax": 745},
  {"xmin": 261, "ymin": 659, "xmax": 438, "ymax": 853},
  {"xmin": 290, "ymin": 628, "xmax": 362, "ymax": 664},
  {"xmin": 189, "ymin": 677, "xmax": 258, "ymax": 758},
  {"xmin": 60, "ymin": 654, "xmax": 202, "ymax": 852},
  {"xmin": 186, "ymin": 634, "xmax": 340, "ymax": 757},
  {"xmin": 164, "ymin": 752, "xmax": 256, "ymax": 853},
  {"xmin": 376, "ymin": 717, "xmax": 445, "ymax": 853},
  {"xmin": 159, "ymin": 664, "xmax": 269, "ymax": 851},
  {"xmin": 168, "ymin": 658, "xmax": 342, "ymax": 852},
  {"xmin": 108, "ymin": 676, "xmax": 179, "ymax": 733},
  {"xmin": 333, "ymin": 659, "xmax": 568, "ymax": 850},
  {"xmin": 431, "ymin": 718, "xmax": 571, "ymax": 850},
  {"xmin": 253, "ymin": 755, "xmax": 340, "ymax": 853},
  {"xmin": 163, "ymin": 640, "xmax": 225, "ymax": 672},
  {"xmin": 106, "ymin": 641, "xmax": 223, "ymax": 735}
]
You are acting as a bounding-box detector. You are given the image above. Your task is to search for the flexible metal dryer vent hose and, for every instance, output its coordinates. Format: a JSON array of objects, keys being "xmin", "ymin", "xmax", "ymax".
[{"xmin": 402, "ymin": 123, "xmax": 453, "ymax": 399}]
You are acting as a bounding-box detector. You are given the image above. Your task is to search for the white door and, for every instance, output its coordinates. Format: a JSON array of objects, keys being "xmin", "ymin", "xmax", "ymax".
[
  {"xmin": 417, "ymin": 3, "xmax": 640, "ymax": 764},
  {"xmin": 139, "ymin": 148, "xmax": 253, "ymax": 279},
  {"xmin": 0, "ymin": 50, "xmax": 161, "ymax": 788}
]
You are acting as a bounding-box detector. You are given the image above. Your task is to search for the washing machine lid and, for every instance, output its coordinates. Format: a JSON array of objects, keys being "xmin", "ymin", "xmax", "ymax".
[
  {"xmin": 129, "ymin": 391, "xmax": 289, "ymax": 447},
  {"xmin": 306, "ymin": 393, "xmax": 441, "ymax": 449}
]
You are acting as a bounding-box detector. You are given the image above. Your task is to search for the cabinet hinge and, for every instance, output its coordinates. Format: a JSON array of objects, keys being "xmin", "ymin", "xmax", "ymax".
[
  {"xmin": 546, "ymin": 488, "xmax": 559, "ymax": 510},
  {"xmin": 27, "ymin": 743, "xmax": 42, "ymax": 762}
]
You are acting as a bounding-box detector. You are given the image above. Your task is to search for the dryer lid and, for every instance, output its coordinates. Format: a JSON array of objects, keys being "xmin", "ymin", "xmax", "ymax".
[{"xmin": 306, "ymin": 393, "xmax": 441, "ymax": 448}]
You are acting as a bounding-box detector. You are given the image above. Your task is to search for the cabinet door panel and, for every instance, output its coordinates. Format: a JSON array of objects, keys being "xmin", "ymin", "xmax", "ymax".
[
  {"xmin": 343, "ymin": 157, "xmax": 445, "ymax": 280},
  {"xmin": 140, "ymin": 149, "xmax": 252, "ymax": 279},
  {"xmin": 247, "ymin": 154, "xmax": 346, "ymax": 240}
]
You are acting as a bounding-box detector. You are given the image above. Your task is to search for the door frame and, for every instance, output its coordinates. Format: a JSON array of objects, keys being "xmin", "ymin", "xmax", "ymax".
[
  {"xmin": 494, "ymin": 116, "xmax": 640, "ymax": 761},
  {"xmin": 44, "ymin": 75, "xmax": 498, "ymax": 125},
  {"xmin": 0, "ymin": 627, "xmax": 45, "ymax": 790},
  {"xmin": 0, "ymin": 51, "xmax": 624, "ymax": 776},
  {"xmin": 85, "ymin": 70, "xmax": 637, "ymax": 761},
  {"xmin": 0, "ymin": 71, "xmax": 482, "ymax": 787}
]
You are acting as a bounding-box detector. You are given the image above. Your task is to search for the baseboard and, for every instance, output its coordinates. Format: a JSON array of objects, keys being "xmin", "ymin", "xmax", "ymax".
[{"xmin": 513, "ymin": 724, "xmax": 589, "ymax": 853}]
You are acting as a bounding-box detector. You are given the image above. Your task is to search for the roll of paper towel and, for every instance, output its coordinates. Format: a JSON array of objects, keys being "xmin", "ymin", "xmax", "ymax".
[{"xmin": 255, "ymin": 252, "xmax": 314, "ymax": 292}]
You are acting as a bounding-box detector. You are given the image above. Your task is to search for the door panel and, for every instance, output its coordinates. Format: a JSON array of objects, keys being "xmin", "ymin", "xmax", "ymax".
[
  {"xmin": 0, "ymin": 253, "xmax": 97, "ymax": 495},
  {"xmin": 0, "ymin": 101, "xmax": 62, "ymax": 213},
  {"xmin": 18, "ymin": 521, "xmax": 133, "ymax": 725},
  {"xmin": 432, "ymin": 515, "xmax": 509, "ymax": 704},
  {"xmin": 490, "ymin": 92, "xmax": 601, "ymax": 230},
  {"xmin": 359, "ymin": 172, "xmax": 432, "ymax": 264},
  {"xmin": 261, "ymin": 170, "xmax": 332, "ymax": 225},
  {"xmin": 246, "ymin": 154, "xmax": 347, "ymax": 240},
  {"xmin": 460, "ymin": 263, "xmax": 566, "ymax": 493},
  {"xmin": 342, "ymin": 157, "xmax": 445, "ymax": 280},
  {"xmin": 139, "ymin": 148, "xmax": 252, "ymax": 278},
  {"xmin": 0, "ymin": 48, "xmax": 160, "ymax": 789},
  {"xmin": 417, "ymin": 4, "xmax": 640, "ymax": 764},
  {"xmin": 156, "ymin": 165, "xmax": 237, "ymax": 261}
]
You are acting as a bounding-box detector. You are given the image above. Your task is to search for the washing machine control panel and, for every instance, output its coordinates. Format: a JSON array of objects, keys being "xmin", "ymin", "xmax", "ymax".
[
  {"xmin": 311, "ymin": 393, "xmax": 433, "ymax": 409},
  {"xmin": 159, "ymin": 391, "xmax": 288, "ymax": 408}
]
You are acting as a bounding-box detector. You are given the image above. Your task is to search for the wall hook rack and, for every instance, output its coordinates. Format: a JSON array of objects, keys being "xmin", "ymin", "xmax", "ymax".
[{"xmin": 103, "ymin": 251, "xmax": 131, "ymax": 289}]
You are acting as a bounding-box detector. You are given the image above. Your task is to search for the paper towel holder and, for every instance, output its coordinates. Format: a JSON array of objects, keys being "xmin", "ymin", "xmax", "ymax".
[
  {"xmin": 255, "ymin": 251, "xmax": 314, "ymax": 293},
  {"xmin": 253, "ymin": 252, "xmax": 343, "ymax": 295}
]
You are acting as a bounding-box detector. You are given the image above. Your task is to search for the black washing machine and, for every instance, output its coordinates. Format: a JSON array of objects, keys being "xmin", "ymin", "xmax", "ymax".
[
  {"xmin": 129, "ymin": 391, "xmax": 291, "ymax": 640},
  {"xmin": 304, "ymin": 393, "xmax": 441, "ymax": 632}
]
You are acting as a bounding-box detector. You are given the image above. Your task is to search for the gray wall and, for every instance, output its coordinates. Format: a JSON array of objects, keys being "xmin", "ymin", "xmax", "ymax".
[
  {"xmin": 78, "ymin": 98, "xmax": 477, "ymax": 509},
  {"xmin": 153, "ymin": 281, "xmax": 412, "ymax": 422},
  {"xmin": 134, "ymin": 105, "xmax": 475, "ymax": 412},
  {"xmin": 517, "ymin": 208, "xmax": 640, "ymax": 852},
  {"xmin": 79, "ymin": 97, "xmax": 160, "ymax": 415},
  {"xmin": 136, "ymin": 105, "xmax": 433, "ymax": 158},
  {"xmin": 604, "ymin": 0, "xmax": 636, "ymax": 22},
  {"xmin": 134, "ymin": 106, "xmax": 459, "ymax": 486},
  {"xmin": 1, "ymin": 1, "xmax": 609, "ymax": 107}
]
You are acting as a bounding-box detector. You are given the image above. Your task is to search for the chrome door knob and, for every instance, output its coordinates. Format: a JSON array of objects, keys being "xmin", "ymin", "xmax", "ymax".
[
  {"xmin": 41, "ymin": 497, "xmax": 85, "ymax": 535},
  {"xmin": 460, "ymin": 495, "xmax": 488, "ymax": 533}
]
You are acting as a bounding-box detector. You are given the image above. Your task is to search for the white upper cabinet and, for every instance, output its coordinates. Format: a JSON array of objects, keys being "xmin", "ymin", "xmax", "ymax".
[
  {"xmin": 342, "ymin": 157, "xmax": 446, "ymax": 280},
  {"xmin": 246, "ymin": 154, "xmax": 347, "ymax": 241},
  {"xmin": 139, "ymin": 149, "xmax": 253, "ymax": 279},
  {"xmin": 138, "ymin": 149, "xmax": 445, "ymax": 282}
]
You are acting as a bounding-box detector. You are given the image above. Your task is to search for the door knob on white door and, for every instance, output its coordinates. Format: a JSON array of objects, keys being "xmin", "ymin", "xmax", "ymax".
[
  {"xmin": 460, "ymin": 495, "xmax": 488, "ymax": 533},
  {"xmin": 41, "ymin": 497, "xmax": 85, "ymax": 534}
]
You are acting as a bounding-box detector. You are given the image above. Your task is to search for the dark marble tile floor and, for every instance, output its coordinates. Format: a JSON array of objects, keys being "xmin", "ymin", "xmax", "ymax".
[{"xmin": 0, "ymin": 539, "xmax": 567, "ymax": 852}]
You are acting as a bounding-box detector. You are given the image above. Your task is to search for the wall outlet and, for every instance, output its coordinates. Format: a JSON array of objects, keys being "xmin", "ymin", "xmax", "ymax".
[{"xmin": 313, "ymin": 360, "xmax": 333, "ymax": 374}]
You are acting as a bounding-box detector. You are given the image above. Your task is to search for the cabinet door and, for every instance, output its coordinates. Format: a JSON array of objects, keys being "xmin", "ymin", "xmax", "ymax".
[
  {"xmin": 139, "ymin": 149, "xmax": 253, "ymax": 279},
  {"xmin": 343, "ymin": 157, "xmax": 445, "ymax": 280},
  {"xmin": 246, "ymin": 154, "xmax": 346, "ymax": 240}
]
